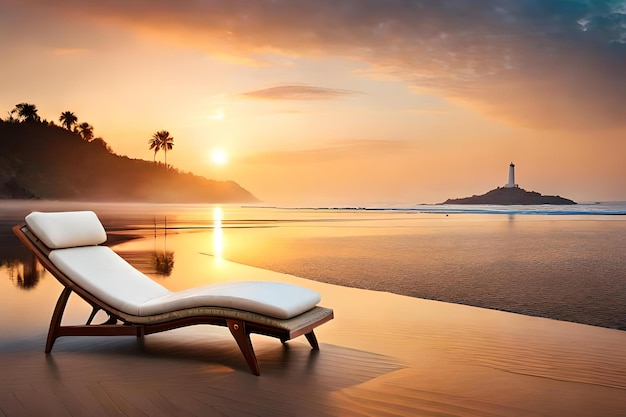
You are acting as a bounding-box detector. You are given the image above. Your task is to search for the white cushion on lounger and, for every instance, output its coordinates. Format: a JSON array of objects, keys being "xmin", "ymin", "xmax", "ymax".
[
  {"xmin": 140, "ymin": 281, "xmax": 321, "ymax": 319},
  {"xmin": 25, "ymin": 211, "xmax": 106, "ymax": 249},
  {"xmin": 49, "ymin": 246, "xmax": 321, "ymax": 319},
  {"xmin": 50, "ymin": 246, "xmax": 170, "ymax": 315}
]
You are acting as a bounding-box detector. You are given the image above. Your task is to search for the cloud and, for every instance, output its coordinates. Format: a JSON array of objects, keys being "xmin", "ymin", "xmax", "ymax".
[
  {"xmin": 409, "ymin": 107, "xmax": 449, "ymax": 116},
  {"xmin": 240, "ymin": 85, "xmax": 360, "ymax": 100},
  {"xmin": 49, "ymin": 48, "xmax": 90, "ymax": 56},
  {"xmin": 9, "ymin": 0, "xmax": 626, "ymax": 129}
]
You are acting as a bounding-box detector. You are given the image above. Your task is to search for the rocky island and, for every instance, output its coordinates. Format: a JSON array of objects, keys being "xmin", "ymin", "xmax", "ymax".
[
  {"xmin": 441, "ymin": 163, "xmax": 576, "ymax": 205},
  {"xmin": 441, "ymin": 186, "xmax": 576, "ymax": 205}
]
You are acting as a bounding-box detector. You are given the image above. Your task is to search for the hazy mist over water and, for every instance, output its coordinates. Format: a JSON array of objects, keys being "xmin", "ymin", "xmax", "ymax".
[{"xmin": 1, "ymin": 200, "xmax": 625, "ymax": 332}]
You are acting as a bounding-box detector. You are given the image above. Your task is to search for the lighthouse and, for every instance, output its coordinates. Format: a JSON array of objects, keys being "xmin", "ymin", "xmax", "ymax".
[{"xmin": 505, "ymin": 162, "xmax": 518, "ymax": 188}]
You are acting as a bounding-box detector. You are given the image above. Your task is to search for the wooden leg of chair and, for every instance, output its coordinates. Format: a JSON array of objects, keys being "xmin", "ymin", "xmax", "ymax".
[
  {"xmin": 86, "ymin": 306, "xmax": 99, "ymax": 325},
  {"xmin": 305, "ymin": 331, "xmax": 319, "ymax": 350},
  {"xmin": 227, "ymin": 319, "xmax": 260, "ymax": 376},
  {"xmin": 46, "ymin": 287, "xmax": 72, "ymax": 353},
  {"xmin": 136, "ymin": 326, "xmax": 145, "ymax": 339}
]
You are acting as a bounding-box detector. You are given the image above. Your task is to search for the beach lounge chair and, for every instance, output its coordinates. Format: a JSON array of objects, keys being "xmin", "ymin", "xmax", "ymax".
[{"xmin": 13, "ymin": 211, "xmax": 333, "ymax": 375}]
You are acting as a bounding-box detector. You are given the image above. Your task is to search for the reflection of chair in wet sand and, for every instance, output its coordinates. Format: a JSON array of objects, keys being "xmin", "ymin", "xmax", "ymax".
[{"xmin": 13, "ymin": 211, "xmax": 334, "ymax": 375}]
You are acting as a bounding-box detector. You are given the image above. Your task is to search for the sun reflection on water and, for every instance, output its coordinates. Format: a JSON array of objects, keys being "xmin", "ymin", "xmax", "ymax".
[{"xmin": 212, "ymin": 206, "xmax": 224, "ymax": 263}]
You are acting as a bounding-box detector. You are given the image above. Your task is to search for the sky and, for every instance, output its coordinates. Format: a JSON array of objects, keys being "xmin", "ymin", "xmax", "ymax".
[{"xmin": 1, "ymin": 0, "xmax": 625, "ymax": 205}]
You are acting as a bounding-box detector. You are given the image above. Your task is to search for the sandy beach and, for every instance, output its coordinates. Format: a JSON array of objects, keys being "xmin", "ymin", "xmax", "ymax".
[{"xmin": 1, "ymin": 255, "xmax": 625, "ymax": 417}]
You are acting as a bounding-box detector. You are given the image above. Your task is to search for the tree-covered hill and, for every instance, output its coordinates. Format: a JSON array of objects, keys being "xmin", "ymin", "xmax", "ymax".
[{"xmin": 0, "ymin": 121, "xmax": 258, "ymax": 203}]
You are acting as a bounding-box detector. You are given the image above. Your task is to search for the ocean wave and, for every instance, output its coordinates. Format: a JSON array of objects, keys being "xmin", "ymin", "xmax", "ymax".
[{"xmin": 271, "ymin": 202, "xmax": 626, "ymax": 216}]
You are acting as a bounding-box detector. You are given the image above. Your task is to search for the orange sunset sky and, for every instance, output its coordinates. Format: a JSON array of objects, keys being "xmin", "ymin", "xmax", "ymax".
[{"xmin": 1, "ymin": 0, "xmax": 625, "ymax": 205}]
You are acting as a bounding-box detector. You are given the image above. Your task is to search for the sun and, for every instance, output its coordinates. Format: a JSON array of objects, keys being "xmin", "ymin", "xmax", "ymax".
[
  {"xmin": 209, "ymin": 109, "xmax": 225, "ymax": 121},
  {"xmin": 210, "ymin": 148, "xmax": 228, "ymax": 165}
]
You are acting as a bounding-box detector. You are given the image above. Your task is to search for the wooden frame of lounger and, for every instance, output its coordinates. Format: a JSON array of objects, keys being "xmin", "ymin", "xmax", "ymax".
[{"xmin": 13, "ymin": 223, "xmax": 334, "ymax": 375}]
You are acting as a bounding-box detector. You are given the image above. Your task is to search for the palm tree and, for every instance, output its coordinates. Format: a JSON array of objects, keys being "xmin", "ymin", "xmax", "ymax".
[
  {"xmin": 14, "ymin": 103, "xmax": 40, "ymax": 123},
  {"xmin": 148, "ymin": 135, "xmax": 161, "ymax": 163},
  {"xmin": 6, "ymin": 109, "xmax": 17, "ymax": 123},
  {"xmin": 59, "ymin": 111, "xmax": 78, "ymax": 131},
  {"xmin": 149, "ymin": 130, "xmax": 174, "ymax": 168},
  {"xmin": 78, "ymin": 122, "xmax": 94, "ymax": 141}
]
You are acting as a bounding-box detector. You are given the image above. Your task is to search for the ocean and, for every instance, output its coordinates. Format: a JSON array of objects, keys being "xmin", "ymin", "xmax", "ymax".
[{"xmin": 1, "ymin": 200, "xmax": 625, "ymax": 334}]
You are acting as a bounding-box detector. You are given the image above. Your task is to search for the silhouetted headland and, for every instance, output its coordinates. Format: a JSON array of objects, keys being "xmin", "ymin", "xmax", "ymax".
[
  {"xmin": 0, "ymin": 121, "xmax": 257, "ymax": 203},
  {"xmin": 441, "ymin": 186, "xmax": 576, "ymax": 205}
]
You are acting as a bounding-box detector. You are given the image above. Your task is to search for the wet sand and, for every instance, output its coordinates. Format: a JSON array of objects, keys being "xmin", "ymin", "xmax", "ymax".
[{"xmin": 1, "ymin": 258, "xmax": 625, "ymax": 417}]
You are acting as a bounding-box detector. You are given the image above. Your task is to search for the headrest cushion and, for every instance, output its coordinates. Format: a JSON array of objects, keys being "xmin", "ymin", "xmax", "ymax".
[{"xmin": 25, "ymin": 211, "xmax": 107, "ymax": 249}]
